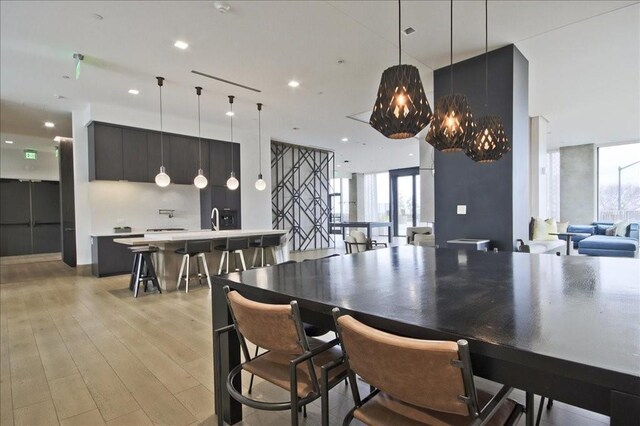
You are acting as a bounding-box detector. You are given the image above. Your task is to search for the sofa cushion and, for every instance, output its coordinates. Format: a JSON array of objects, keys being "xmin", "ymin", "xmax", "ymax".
[
  {"xmin": 595, "ymin": 224, "xmax": 609, "ymax": 235},
  {"xmin": 557, "ymin": 221, "xmax": 569, "ymax": 233},
  {"xmin": 614, "ymin": 221, "xmax": 630, "ymax": 237},
  {"xmin": 568, "ymin": 224, "xmax": 596, "ymax": 234},
  {"xmin": 527, "ymin": 239, "xmax": 565, "ymax": 254},
  {"xmin": 532, "ymin": 218, "xmax": 558, "ymax": 241},
  {"xmin": 579, "ymin": 236, "xmax": 638, "ymax": 251},
  {"xmin": 605, "ymin": 227, "xmax": 616, "ymax": 236}
]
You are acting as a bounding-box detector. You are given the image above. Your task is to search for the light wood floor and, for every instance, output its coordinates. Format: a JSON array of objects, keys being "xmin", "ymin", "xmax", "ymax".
[{"xmin": 0, "ymin": 258, "xmax": 609, "ymax": 426}]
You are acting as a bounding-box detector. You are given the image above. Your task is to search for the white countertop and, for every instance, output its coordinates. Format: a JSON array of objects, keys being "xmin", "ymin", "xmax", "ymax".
[
  {"xmin": 91, "ymin": 229, "xmax": 191, "ymax": 237},
  {"xmin": 113, "ymin": 229, "xmax": 289, "ymax": 245}
]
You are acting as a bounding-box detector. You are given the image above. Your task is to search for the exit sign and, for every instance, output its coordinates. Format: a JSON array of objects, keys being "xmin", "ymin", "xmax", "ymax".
[{"xmin": 24, "ymin": 149, "xmax": 37, "ymax": 160}]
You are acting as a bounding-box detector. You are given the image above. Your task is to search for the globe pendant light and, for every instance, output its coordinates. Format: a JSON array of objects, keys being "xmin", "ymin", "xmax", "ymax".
[
  {"xmin": 425, "ymin": 0, "xmax": 475, "ymax": 152},
  {"xmin": 465, "ymin": 0, "xmax": 510, "ymax": 163},
  {"xmin": 193, "ymin": 87, "xmax": 209, "ymax": 188},
  {"xmin": 226, "ymin": 95, "xmax": 239, "ymax": 191},
  {"xmin": 254, "ymin": 103, "xmax": 266, "ymax": 191},
  {"xmin": 369, "ymin": 0, "xmax": 432, "ymax": 139},
  {"xmin": 154, "ymin": 76, "xmax": 171, "ymax": 187}
]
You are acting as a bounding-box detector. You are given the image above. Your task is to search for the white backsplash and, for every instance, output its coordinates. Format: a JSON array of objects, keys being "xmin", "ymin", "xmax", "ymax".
[{"xmin": 89, "ymin": 181, "xmax": 202, "ymax": 234}]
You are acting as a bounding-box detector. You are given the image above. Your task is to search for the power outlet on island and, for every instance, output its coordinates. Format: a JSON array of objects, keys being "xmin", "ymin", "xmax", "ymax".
[{"xmin": 457, "ymin": 205, "xmax": 467, "ymax": 215}]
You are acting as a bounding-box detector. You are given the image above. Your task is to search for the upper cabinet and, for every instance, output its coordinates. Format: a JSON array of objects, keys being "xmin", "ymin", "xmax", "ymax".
[{"xmin": 88, "ymin": 121, "xmax": 239, "ymax": 188}]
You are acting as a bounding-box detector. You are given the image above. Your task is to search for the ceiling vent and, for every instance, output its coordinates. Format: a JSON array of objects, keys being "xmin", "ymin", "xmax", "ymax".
[
  {"xmin": 214, "ymin": 2, "xmax": 231, "ymax": 13},
  {"xmin": 402, "ymin": 27, "xmax": 416, "ymax": 36}
]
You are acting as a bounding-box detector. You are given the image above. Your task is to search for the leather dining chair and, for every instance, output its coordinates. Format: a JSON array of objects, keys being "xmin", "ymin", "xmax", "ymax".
[
  {"xmin": 214, "ymin": 287, "xmax": 347, "ymax": 426},
  {"xmin": 330, "ymin": 308, "xmax": 525, "ymax": 426}
]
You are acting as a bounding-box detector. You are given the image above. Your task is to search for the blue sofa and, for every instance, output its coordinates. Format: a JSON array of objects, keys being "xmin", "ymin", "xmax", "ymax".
[{"xmin": 567, "ymin": 221, "xmax": 639, "ymax": 258}]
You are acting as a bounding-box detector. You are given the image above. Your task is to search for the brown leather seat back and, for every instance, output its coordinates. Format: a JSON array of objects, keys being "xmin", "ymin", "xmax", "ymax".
[
  {"xmin": 227, "ymin": 291, "xmax": 302, "ymax": 355},
  {"xmin": 337, "ymin": 315, "xmax": 469, "ymax": 416}
]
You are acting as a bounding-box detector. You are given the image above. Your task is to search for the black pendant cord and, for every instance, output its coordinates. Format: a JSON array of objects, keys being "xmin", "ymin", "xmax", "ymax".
[
  {"xmin": 398, "ymin": 0, "xmax": 402, "ymax": 65},
  {"xmin": 196, "ymin": 87, "xmax": 202, "ymax": 170},
  {"xmin": 257, "ymin": 103, "xmax": 262, "ymax": 175},
  {"xmin": 450, "ymin": 0, "xmax": 454, "ymax": 95},
  {"xmin": 484, "ymin": 0, "xmax": 489, "ymax": 108},
  {"xmin": 229, "ymin": 96, "xmax": 234, "ymax": 174},
  {"xmin": 159, "ymin": 82, "xmax": 164, "ymax": 166}
]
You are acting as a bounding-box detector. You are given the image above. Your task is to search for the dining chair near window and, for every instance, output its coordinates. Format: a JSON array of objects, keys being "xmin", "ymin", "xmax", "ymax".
[
  {"xmin": 344, "ymin": 230, "xmax": 387, "ymax": 254},
  {"xmin": 214, "ymin": 287, "xmax": 347, "ymax": 426},
  {"xmin": 330, "ymin": 308, "xmax": 525, "ymax": 425}
]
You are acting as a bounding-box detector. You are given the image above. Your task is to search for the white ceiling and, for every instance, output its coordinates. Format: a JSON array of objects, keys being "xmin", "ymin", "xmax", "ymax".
[{"xmin": 1, "ymin": 1, "xmax": 638, "ymax": 172}]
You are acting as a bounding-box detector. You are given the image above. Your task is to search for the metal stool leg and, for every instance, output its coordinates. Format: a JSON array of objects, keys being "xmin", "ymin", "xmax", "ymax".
[
  {"xmin": 225, "ymin": 251, "xmax": 230, "ymax": 274},
  {"xmin": 251, "ymin": 247, "xmax": 259, "ymax": 268},
  {"xmin": 129, "ymin": 253, "xmax": 140, "ymax": 291},
  {"xmin": 236, "ymin": 250, "xmax": 247, "ymax": 271},
  {"xmin": 261, "ymin": 247, "xmax": 265, "ymax": 267},
  {"xmin": 196, "ymin": 256, "xmax": 202, "ymax": 285},
  {"xmin": 177, "ymin": 254, "xmax": 187, "ymax": 290},
  {"xmin": 144, "ymin": 253, "xmax": 161, "ymax": 294},
  {"xmin": 200, "ymin": 253, "xmax": 212, "ymax": 289},
  {"xmin": 185, "ymin": 255, "xmax": 190, "ymax": 293},
  {"xmin": 133, "ymin": 253, "xmax": 144, "ymax": 298},
  {"xmin": 217, "ymin": 251, "xmax": 226, "ymax": 275}
]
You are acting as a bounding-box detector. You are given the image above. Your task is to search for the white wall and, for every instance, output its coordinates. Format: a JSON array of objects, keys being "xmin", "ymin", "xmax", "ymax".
[
  {"xmin": 419, "ymin": 142, "xmax": 435, "ymax": 224},
  {"xmin": 72, "ymin": 102, "xmax": 272, "ymax": 264},
  {"xmin": 0, "ymin": 132, "xmax": 59, "ymax": 181},
  {"xmin": 529, "ymin": 117, "xmax": 549, "ymax": 218}
]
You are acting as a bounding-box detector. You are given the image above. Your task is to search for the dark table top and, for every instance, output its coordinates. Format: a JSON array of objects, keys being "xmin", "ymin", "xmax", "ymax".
[{"xmin": 218, "ymin": 246, "xmax": 640, "ymax": 393}]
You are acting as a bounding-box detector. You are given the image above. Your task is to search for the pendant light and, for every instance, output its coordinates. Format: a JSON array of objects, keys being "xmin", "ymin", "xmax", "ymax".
[
  {"xmin": 226, "ymin": 95, "xmax": 239, "ymax": 191},
  {"xmin": 465, "ymin": 0, "xmax": 510, "ymax": 163},
  {"xmin": 254, "ymin": 103, "xmax": 267, "ymax": 191},
  {"xmin": 425, "ymin": 0, "xmax": 475, "ymax": 152},
  {"xmin": 193, "ymin": 87, "xmax": 209, "ymax": 188},
  {"xmin": 369, "ymin": 0, "xmax": 432, "ymax": 139},
  {"xmin": 154, "ymin": 76, "xmax": 171, "ymax": 187}
]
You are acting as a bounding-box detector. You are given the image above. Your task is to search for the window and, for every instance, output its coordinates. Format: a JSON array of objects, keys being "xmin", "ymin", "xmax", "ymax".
[
  {"xmin": 363, "ymin": 172, "xmax": 390, "ymax": 237},
  {"xmin": 597, "ymin": 143, "xmax": 640, "ymax": 222},
  {"xmin": 547, "ymin": 150, "xmax": 560, "ymax": 220},
  {"xmin": 330, "ymin": 178, "xmax": 350, "ymax": 223}
]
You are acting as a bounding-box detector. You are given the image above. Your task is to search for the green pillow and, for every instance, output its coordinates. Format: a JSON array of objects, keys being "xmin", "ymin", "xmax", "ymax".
[{"xmin": 532, "ymin": 218, "xmax": 558, "ymax": 241}]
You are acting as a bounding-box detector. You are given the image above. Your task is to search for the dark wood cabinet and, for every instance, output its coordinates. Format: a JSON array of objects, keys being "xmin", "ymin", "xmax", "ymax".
[
  {"xmin": 91, "ymin": 234, "xmax": 144, "ymax": 277},
  {"xmin": 169, "ymin": 135, "xmax": 199, "ymax": 185},
  {"xmin": 89, "ymin": 123, "xmax": 124, "ymax": 181},
  {"xmin": 122, "ymin": 128, "xmax": 149, "ymax": 182},
  {"xmin": 209, "ymin": 140, "xmax": 228, "ymax": 185},
  {"xmin": 146, "ymin": 131, "xmax": 172, "ymax": 183}
]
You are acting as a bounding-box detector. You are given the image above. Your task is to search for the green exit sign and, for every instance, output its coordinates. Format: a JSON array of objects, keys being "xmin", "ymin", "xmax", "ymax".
[{"xmin": 24, "ymin": 150, "xmax": 37, "ymax": 160}]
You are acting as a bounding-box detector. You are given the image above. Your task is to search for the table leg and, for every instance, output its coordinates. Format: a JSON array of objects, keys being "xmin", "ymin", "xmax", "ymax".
[
  {"xmin": 611, "ymin": 390, "xmax": 640, "ymax": 425},
  {"xmin": 566, "ymin": 236, "xmax": 571, "ymax": 256},
  {"xmin": 525, "ymin": 392, "xmax": 534, "ymax": 426},
  {"xmin": 212, "ymin": 284, "xmax": 243, "ymax": 424},
  {"xmin": 367, "ymin": 224, "xmax": 372, "ymax": 242},
  {"xmin": 388, "ymin": 225, "xmax": 392, "ymax": 243}
]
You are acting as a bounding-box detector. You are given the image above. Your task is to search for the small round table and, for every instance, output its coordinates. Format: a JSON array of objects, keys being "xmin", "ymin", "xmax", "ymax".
[{"xmin": 548, "ymin": 232, "xmax": 590, "ymax": 255}]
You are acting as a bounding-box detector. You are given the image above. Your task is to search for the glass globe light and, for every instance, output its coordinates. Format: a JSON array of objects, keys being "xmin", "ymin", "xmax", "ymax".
[
  {"xmin": 155, "ymin": 166, "xmax": 170, "ymax": 187},
  {"xmin": 255, "ymin": 174, "xmax": 266, "ymax": 191},
  {"xmin": 226, "ymin": 172, "xmax": 239, "ymax": 190},
  {"xmin": 193, "ymin": 169, "xmax": 208, "ymax": 189}
]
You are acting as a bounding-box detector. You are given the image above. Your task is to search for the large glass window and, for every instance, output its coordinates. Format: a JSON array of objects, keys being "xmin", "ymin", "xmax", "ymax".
[
  {"xmin": 598, "ymin": 143, "xmax": 640, "ymax": 222},
  {"xmin": 547, "ymin": 150, "xmax": 560, "ymax": 220},
  {"xmin": 330, "ymin": 178, "xmax": 350, "ymax": 223},
  {"xmin": 363, "ymin": 172, "xmax": 390, "ymax": 237}
]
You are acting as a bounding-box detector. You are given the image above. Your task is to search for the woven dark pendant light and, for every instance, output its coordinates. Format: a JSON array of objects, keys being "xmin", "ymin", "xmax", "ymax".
[
  {"xmin": 425, "ymin": 0, "xmax": 475, "ymax": 152},
  {"xmin": 466, "ymin": 0, "xmax": 510, "ymax": 163},
  {"xmin": 369, "ymin": 0, "xmax": 432, "ymax": 139}
]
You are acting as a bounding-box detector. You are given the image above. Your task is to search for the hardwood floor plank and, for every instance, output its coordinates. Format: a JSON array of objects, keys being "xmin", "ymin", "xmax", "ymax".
[
  {"xmin": 49, "ymin": 373, "xmax": 97, "ymax": 420},
  {"xmin": 182, "ymin": 356, "xmax": 215, "ymax": 393},
  {"xmin": 106, "ymin": 409, "xmax": 153, "ymax": 426},
  {"xmin": 13, "ymin": 399, "xmax": 59, "ymax": 426},
  {"xmin": 174, "ymin": 384, "xmax": 214, "ymax": 421}
]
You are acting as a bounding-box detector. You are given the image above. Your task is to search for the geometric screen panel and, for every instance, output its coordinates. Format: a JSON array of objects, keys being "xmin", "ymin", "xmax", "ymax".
[{"xmin": 271, "ymin": 140, "xmax": 334, "ymax": 251}]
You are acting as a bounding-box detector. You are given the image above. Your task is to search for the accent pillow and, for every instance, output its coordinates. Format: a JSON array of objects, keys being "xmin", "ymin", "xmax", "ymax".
[
  {"xmin": 614, "ymin": 221, "xmax": 629, "ymax": 237},
  {"xmin": 556, "ymin": 221, "xmax": 569, "ymax": 234},
  {"xmin": 532, "ymin": 218, "xmax": 558, "ymax": 241},
  {"xmin": 605, "ymin": 227, "xmax": 616, "ymax": 236},
  {"xmin": 528, "ymin": 217, "xmax": 535, "ymax": 240},
  {"xmin": 595, "ymin": 224, "xmax": 609, "ymax": 235}
]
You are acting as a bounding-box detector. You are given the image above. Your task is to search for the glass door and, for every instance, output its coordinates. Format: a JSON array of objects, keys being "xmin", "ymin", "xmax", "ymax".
[{"xmin": 390, "ymin": 168, "xmax": 419, "ymax": 237}]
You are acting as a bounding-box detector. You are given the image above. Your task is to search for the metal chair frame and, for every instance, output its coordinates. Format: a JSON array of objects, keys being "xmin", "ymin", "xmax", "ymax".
[
  {"xmin": 216, "ymin": 238, "xmax": 249, "ymax": 274},
  {"xmin": 332, "ymin": 308, "xmax": 524, "ymax": 426},
  {"xmin": 213, "ymin": 286, "xmax": 347, "ymax": 426},
  {"xmin": 176, "ymin": 240, "xmax": 212, "ymax": 293}
]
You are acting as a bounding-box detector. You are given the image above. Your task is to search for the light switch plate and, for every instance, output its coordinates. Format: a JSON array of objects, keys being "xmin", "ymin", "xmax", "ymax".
[{"xmin": 457, "ymin": 205, "xmax": 467, "ymax": 215}]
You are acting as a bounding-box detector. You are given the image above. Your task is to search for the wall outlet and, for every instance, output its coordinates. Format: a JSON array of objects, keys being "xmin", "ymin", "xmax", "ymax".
[{"xmin": 457, "ymin": 205, "xmax": 467, "ymax": 215}]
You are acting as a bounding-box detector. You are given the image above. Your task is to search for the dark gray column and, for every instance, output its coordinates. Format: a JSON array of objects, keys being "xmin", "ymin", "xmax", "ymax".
[{"xmin": 433, "ymin": 45, "xmax": 530, "ymax": 251}]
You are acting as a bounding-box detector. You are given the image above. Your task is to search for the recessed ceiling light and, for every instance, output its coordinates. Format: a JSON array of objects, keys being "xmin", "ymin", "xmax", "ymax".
[
  {"xmin": 409, "ymin": 153, "xmax": 414, "ymax": 156},
  {"xmin": 44, "ymin": 122, "xmax": 55, "ymax": 128},
  {"xmin": 225, "ymin": 111, "xmax": 235, "ymax": 117},
  {"xmin": 128, "ymin": 89, "xmax": 139, "ymax": 95},
  {"xmin": 92, "ymin": 13, "xmax": 104, "ymax": 20},
  {"xmin": 293, "ymin": 127, "xmax": 300, "ymax": 130},
  {"xmin": 336, "ymin": 164, "xmax": 342, "ymax": 168},
  {"xmin": 62, "ymin": 75, "xmax": 70, "ymax": 79},
  {"xmin": 344, "ymin": 160, "xmax": 350, "ymax": 163},
  {"xmin": 174, "ymin": 40, "xmax": 189, "ymax": 50},
  {"xmin": 5, "ymin": 140, "xmax": 14, "ymax": 144},
  {"xmin": 402, "ymin": 27, "xmax": 416, "ymax": 36},
  {"xmin": 341, "ymin": 138, "xmax": 348, "ymax": 142},
  {"xmin": 288, "ymin": 80, "xmax": 300, "ymax": 88}
]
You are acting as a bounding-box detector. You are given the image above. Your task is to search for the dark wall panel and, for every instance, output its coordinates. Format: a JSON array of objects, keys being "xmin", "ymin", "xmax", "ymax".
[
  {"xmin": 271, "ymin": 141, "xmax": 334, "ymax": 251},
  {"xmin": 434, "ymin": 45, "xmax": 529, "ymax": 251}
]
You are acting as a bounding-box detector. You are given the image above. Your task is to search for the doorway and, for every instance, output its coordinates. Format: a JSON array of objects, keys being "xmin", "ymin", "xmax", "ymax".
[{"xmin": 390, "ymin": 167, "xmax": 420, "ymax": 237}]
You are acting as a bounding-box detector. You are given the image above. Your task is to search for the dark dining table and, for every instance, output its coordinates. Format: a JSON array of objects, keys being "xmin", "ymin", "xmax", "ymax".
[
  {"xmin": 329, "ymin": 221, "xmax": 393, "ymax": 243},
  {"xmin": 211, "ymin": 246, "xmax": 640, "ymax": 425}
]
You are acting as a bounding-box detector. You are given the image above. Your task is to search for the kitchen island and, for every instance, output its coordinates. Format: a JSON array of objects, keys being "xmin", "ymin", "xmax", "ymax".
[{"xmin": 114, "ymin": 229, "xmax": 290, "ymax": 291}]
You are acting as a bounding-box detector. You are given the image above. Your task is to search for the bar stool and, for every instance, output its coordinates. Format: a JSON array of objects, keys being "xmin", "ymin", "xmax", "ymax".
[
  {"xmin": 175, "ymin": 240, "xmax": 212, "ymax": 293},
  {"xmin": 128, "ymin": 246, "xmax": 161, "ymax": 298},
  {"xmin": 215, "ymin": 237, "xmax": 249, "ymax": 275},
  {"xmin": 250, "ymin": 234, "xmax": 282, "ymax": 267}
]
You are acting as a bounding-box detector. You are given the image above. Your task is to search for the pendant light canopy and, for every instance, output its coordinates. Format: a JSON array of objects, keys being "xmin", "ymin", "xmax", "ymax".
[
  {"xmin": 154, "ymin": 76, "xmax": 171, "ymax": 187},
  {"xmin": 254, "ymin": 103, "xmax": 266, "ymax": 191},
  {"xmin": 369, "ymin": 0, "xmax": 432, "ymax": 139},
  {"xmin": 426, "ymin": 0, "xmax": 475, "ymax": 152},
  {"xmin": 226, "ymin": 95, "xmax": 239, "ymax": 191},
  {"xmin": 193, "ymin": 86, "xmax": 209, "ymax": 189},
  {"xmin": 465, "ymin": 0, "xmax": 510, "ymax": 163}
]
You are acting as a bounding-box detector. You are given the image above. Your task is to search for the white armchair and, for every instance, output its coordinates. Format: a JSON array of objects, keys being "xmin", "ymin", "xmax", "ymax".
[
  {"xmin": 344, "ymin": 230, "xmax": 388, "ymax": 254},
  {"xmin": 406, "ymin": 226, "xmax": 433, "ymax": 244}
]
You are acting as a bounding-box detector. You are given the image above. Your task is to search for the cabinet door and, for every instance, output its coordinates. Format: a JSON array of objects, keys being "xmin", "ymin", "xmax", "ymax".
[
  {"xmin": 209, "ymin": 141, "xmax": 227, "ymax": 185},
  {"xmin": 170, "ymin": 135, "xmax": 199, "ymax": 185},
  {"xmin": 0, "ymin": 180, "xmax": 32, "ymax": 256},
  {"xmin": 91, "ymin": 123, "xmax": 123, "ymax": 181},
  {"xmin": 147, "ymin": 131, "xmax": 172, "ymax": 183},
  {"xmin": 32, "ymin": 181, "xmax": 61, "ymax": 254},
  {"xmin": 122, "ymin": 128, "xmax": 148, "ymax": 182}
]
